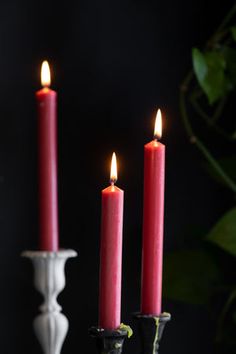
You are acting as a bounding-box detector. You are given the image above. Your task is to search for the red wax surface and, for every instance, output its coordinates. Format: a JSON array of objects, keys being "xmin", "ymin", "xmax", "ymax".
[
  {"xmin": 141, "ymin": 140, "xmax": 165, "ymax": 315},
  {"xmin": 36, "ymin": 87, "xmax": 59, "ymax": 251},
  {"xmin": 99, "ymin": 185, "xmax": 124, "ymax": 329}
]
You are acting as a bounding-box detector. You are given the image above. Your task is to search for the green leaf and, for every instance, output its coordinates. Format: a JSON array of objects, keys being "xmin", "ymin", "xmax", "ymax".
[
  {"xmin": 163, "ymin": 249, "xmax": 220, "ymax": 305},
  {"xmin": 231, "ymin": 26, "xmax": 236, "ymax": 41},
  {"xmin": 192, "ymin": 48, "xmax": 208, "ymax": 82},
  {"xmin": 192, "ymin": 48, "xmax": 230, "ymax": 104},
  {"xmin": 205, "ymin": 156, "xmax": 236, "ymax": 187},
  {"xmin": 207, "ymin": 208, "xmax": 236, "ymax": 257}
]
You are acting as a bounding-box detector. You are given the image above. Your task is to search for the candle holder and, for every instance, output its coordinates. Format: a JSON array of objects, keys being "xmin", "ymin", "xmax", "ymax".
[
  {"xmin": 134, "ymin": 312, "xmax": 171, "ymax": 354},
  {"xmin": 89, "ymin": 326, "xmax": 129, "ymax": 354},
  {"xmin": 22, "ymin": 249, "xmax": 77, "ymax": 354}
]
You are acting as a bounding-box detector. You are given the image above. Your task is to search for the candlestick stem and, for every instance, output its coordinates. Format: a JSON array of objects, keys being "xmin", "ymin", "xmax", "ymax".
[
  {"xmin": 22, "ymin": 249, "xmax": 77, "ymax": 354},
  {"xmin": 89, "ymin": 327, "xmax": 128, "ymax": 354},
  {"xmin": 134, "ymin": 313, "xmax": 171, "ymax": 354}
]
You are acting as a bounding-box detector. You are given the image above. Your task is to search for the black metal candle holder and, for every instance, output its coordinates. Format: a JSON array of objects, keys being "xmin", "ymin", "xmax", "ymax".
[
  {"xmin": 89, "ymin": 326, "xmax": 128, "ymax": 354},
  {"xmin": 134, "ymin": 312, "xmax": 171, "ymax": 354}
]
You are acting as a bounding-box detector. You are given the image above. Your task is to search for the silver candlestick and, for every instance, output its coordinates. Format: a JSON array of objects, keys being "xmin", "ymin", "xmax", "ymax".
[{"xmin": 22, "ymin": 249, "xmax": 77, "ymax": 354}]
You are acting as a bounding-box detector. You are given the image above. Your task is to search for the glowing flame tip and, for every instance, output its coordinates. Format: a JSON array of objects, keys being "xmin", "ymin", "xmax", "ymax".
[
  {"xmin": 110, "ymin": 152, "xmax": 117, "ymax": 184},
  {"xmin": 154, "ymin": 108, "xmax": 162, "ymax": 139},
  {"xmin": 41, "ymin": 60, "xmax": 51, "ymax": 87}
]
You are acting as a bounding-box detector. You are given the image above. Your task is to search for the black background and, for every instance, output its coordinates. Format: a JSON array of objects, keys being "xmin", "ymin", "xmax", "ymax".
[{"xmin": 0, "ymin": 1, "xmax": 234, "ymax": 353}]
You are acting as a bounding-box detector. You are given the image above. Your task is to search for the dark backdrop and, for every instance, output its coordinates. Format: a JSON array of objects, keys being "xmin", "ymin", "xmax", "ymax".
[{"xmin": 0, "ymin": 1, "xmax": 234, "ymax": 353}]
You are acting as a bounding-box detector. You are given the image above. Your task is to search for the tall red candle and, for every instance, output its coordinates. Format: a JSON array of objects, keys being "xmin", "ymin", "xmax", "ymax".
[
  {"xmin": 141, "ymin": 109, "xmax": 165, "ymax": 315},
  {"xmin": 99, "ymin": 153, "xmax": 124, "ymax": 329},
  {"xmin": 36, "ymin": 61, "xmax": 59, "ymax": 251}
]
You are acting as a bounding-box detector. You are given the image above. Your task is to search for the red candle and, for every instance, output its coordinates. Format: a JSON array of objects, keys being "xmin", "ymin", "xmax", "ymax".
[
  {"xmin": 99, "ymin": 153, "xmax": 124, "ymax": 329},
  {"xmin": 141, "ymin": 109, "xmax": 165, "ymax": 315},
  {"xmin": 36, "ymin": 61, "xmax": 59, "ymax": 251}
]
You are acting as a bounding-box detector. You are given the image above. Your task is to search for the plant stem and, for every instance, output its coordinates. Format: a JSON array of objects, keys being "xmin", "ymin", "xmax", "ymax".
[
  {"xmin": 190, "ymin": 96, "xmax": 231, "ymax": 140},
  {"xmin": 195, "ymin": 139, "xmax": 236, "ymax": 193},
  {"xmin": 216, "ymin": 3, "xmax": 236, "ymax": 33},
  {"xmin": 216, "ymin": 288, "xmax": 236, "ymax": 342},
  {"xmin": 179, "ymin": 89, "xmax": 236, "ymax": 193},
  {"xmin": 179, "ymin": 3, "xmax": 236, "ymax": 194},
  {"xmin": 212, "ymin": 97, "xmax": 227, "ymax": 123},
  {"xmin": 208, "ymin": 3, "xmax": 236, "ymax": 47}
]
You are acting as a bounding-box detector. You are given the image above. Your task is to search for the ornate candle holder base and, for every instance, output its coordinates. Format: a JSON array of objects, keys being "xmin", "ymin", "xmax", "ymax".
[
  {"xmin": 89, "ymin": 326, "xmax": 128, "ymax": 354},
  {"xmin": 134, "ymin": 312, "xmax": 171, "ymax": 354},
  {"xmin": 22, "ymin": 249, "xmax": 77, "ymax": 354}
]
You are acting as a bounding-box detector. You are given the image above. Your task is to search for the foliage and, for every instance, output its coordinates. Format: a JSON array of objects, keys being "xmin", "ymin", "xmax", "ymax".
[
  {"xmin": 207, "ymin": 208, "xmax": 236, "ymax": 257},
  {"xmin": 163, "ymin": 4, "xmax": 236, "ymax": 353},
  {"xmin": 163, "ymin": 249, "xmax": 221, "ymax": 304},
  {"xmin": 192, "ymin": 47, "xmax": 231, "ymax": 104}
]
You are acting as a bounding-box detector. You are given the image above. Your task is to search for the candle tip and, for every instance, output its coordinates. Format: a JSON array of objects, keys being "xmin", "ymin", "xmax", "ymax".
[
  {"xmin": 41, "ymin": 60, "xmax": 51, "ymax": 87},
  {"xmin": 110, "ymin": 152, "xmax": 118, "ymax": 185},
  {"xmin": 154, "ymin": 109, "xmax": 162, "ymax": 140}
]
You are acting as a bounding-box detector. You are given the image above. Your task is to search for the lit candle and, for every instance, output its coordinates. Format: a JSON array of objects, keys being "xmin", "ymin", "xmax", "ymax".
[
  {"xmin": 141, "ymin": 109, "xmax": 165, "ymax": 315},
  {"xmin": 99, "ymin": 153, "xmax": 124, "ymax": 329},
  {"xmin": 36, "ymin": 60, "xmax": 59, "ymax": 251}
]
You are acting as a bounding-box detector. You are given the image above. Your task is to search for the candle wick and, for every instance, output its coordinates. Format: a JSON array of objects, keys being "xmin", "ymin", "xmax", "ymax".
[
  {"xmin": 153, "ymin": 135, "xmax": 159, "ymax": 141},
  {"xmin": 110, "ymin": 179, "xmax": 116, "ymax": 186}
]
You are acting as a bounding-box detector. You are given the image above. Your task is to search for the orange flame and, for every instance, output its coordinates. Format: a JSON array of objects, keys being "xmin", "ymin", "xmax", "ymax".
[
  {"xmin": 110, "ymin": 152, "xmax": 117, "ymax": 184},
  {"xmin": 41, "ymin": 60, "xmax": 51, "ymax": 87},
  {"xmin": 154, "ymin": 109, "xmax": 162, "ymax": 139}
]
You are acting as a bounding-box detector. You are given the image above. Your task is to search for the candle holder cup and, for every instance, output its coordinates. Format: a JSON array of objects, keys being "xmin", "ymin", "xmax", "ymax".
[
  {"xmin": 22, "ymin": 249, "xmax": 77, "ymax": 354},
  {"xmin": 89, "ymin": 326, "xmax": 129, "ymax": 354},
  {"xmin": 134, "ymin": 312, "xmax": 171, "ymax": 354}
]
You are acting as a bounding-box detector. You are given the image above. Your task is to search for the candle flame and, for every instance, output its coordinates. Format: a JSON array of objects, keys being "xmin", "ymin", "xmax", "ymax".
[
  {"xmin": 110, "ymin": 152, "xmax": 117, "ymax": 184},
  {"xmin": 41, "ymin": 60, "xmax": 51, "ymax": 87},
  {"xmin": 154, "ymin": 109, "xmax": 162, "ymax": 140}
]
